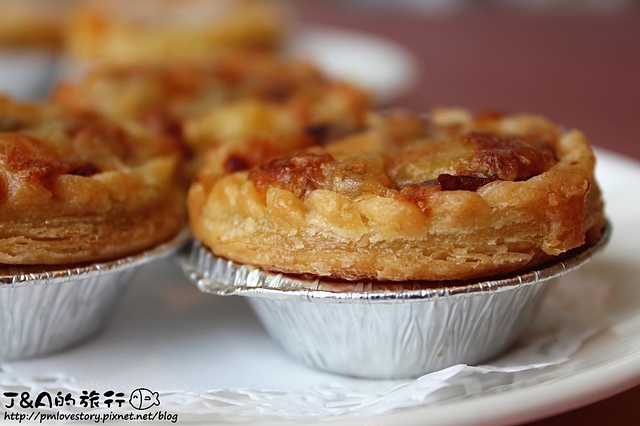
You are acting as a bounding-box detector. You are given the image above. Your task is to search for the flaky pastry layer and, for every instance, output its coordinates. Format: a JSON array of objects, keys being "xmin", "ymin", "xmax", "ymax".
[
  {"xmin": 0, "ymin": 96, "xmax": 186, "ymax": 265},
  {"xmin": 189, "ymin": 108, "xmax": 606, "ymax": 281}
]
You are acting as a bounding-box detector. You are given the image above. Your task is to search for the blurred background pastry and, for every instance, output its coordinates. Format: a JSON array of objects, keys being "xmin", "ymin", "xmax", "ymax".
[
  {"xmin": 0, "ymin": 0, "xmax": 79, "ymax": 48},
  {"xmin": 0, "ymin": 0, "xmax": 80, "ymax": 99},
  {"xmin": 0, "ymin": 93, "xmax": 187, "ymax": 362},
  {"xmin": 65, "ymin": 0, "xmax": 289, "ymax": 67},
  {"xmin": 52, "ymin": 52, "xmax": 370, "ymax": 180}
]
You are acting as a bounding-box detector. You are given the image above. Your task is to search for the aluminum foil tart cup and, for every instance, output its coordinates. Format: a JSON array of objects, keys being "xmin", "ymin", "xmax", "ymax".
[
  {"xmin": 0, "ymin": 228, "xmax": 190, "ymax": 362},
  {"xmin": 181, "ymin": 223, "xmax": 610, "ymax": 379}
]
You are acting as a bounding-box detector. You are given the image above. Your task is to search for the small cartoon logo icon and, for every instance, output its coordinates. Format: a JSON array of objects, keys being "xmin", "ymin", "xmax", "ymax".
[{"xmin": 129, "ymin": 388, "xmax": 160, "ymax": 411}]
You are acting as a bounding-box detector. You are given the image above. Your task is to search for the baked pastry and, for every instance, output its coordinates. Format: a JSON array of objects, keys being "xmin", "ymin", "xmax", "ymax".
[
  {"xmin": 65, "ymin": 0, "xmax": 287, "ymax": 66},
  {"xmin": 0, "ymin": 96, "xmax": 185, "ymax": 265},
  {"xmin": 53, "ymin": 53, "xmax": 370, "ymax": 176},
  {"xmin": 0, "ymin": 0, "xmax": 78, "ymax": 48},
  {"xmin": 189, "ymin": 108, "xmax": 606, "ymax": 281}
]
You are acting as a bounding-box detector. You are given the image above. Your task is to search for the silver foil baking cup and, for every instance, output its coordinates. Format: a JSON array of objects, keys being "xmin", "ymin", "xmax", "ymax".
[
  {"xmin": 0, "ymin": 228, "xmax": 191, "ymax": 362},
  {"xmin": 181, "ymin": 223, "xmax": 610, "ymax": 379}
]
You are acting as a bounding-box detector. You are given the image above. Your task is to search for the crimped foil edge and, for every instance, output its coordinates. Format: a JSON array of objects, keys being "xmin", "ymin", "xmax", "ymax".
[{"xmin": 180, "ymin": 221, "xmax": 610, "ymax": 303}]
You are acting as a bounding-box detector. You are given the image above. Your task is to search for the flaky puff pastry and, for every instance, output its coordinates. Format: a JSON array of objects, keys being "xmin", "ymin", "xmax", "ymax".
[
  {"xmin": 0, "ymin": 96, "xmax": 186, "ymax": 265},
  {"xmin": 53, "ymin": 53, "xmax": 370, "ymax": 177},
  {"xmin": 66, "ymin": 0, "xmax": 287, "ymax": 66},
  {"xmin": 189, "ymin": 108, "xmax": 606, "ymax": 281}
]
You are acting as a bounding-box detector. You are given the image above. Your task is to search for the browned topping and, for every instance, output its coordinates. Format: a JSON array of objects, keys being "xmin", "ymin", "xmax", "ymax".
[
  {"xmin": 258, "ymin": 82, "xmax": 292, "ymax": 103},
  {"xmin": 138, "ymin": 109, "xmax": 183, "ymax": 141},
  {"xmin": 222, "ymin": 135, "xmax": 316, "ymax": 176},
  {"xmin": 325, "ymin": 158, "xmax": 396, "ymax": 198},
  {"xmin": 303, "ymin": 123, "xmax": 366, "ymax": 147},
  {"xmin": 464, "ymin": 132, "xmax": 556, "ymax": 181},
  {"xmin": 381, "ymin": 111, "xmax": 426, "ymax": 145},
  {"xmin": 149, "ymin": 65, "xmax": 211, "ymax": 100},
  {"xmin": 437, "ymin": 174, "xmax": 498, "ymax": 191},
  {"xmin": 137, "ymin": 109, "xmax": 191, "ymax": 158},
  {"xmin": 398, "ymin": 184, "xmax": 436, "ymax": 216},
  {"xmin": 211, "ymin": 66, "xmax": 242, "ymax": 87},
  {"xmin": 0, "ymin": 174, "xmax": 7, "ymax": 205},
  {"xmin": 243, "ymin": 111, "xmax": 560, "ymax": 219},
  {"xmin": 65, "ymin": 122, "xmax": 131, "ymax": 162},
  {"xmin": 0, "ymin": 134, "xmax": 67, "ymax": 189},
  {"xmin": 67, "ymin": 163, "xmax": 100, "ymax": 177},
  {"xmin": 304, "ymin": 124, "xmax": 330, "ymax": 145},
  {"xmin": 209, "ymin": 55, "xmax": 323, "ymax": 102},
  {"xmin": 0, "ymin": 98, "xmax": 174, "ymax": 192},
  {"xmin": 250, "ymin": 151, "xmax": 334, "ymax": 198},
  {"xmin": 224, "ymin": 155, "xmax": 251, "ymax": 173},
  {"xmin": 0, "ymin": 116, "xmax": 22, "ymax": 132},
  {"xmin": 212, "ymin": 54, "xmax": 254, "ymax": 86},
  {"xmin": 397, "ymin": 174, "xmax": 497, "ymax": 214}
]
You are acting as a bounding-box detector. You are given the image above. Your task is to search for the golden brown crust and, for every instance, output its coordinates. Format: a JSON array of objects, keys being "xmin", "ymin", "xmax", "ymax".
[
  {"xmin": 189, "ymin": 108, "xmax": 606, "ymax": 281},
  {"xmin": 0, "ymin": 96, "xmax": 186, "ymax": 265},
  {"xmin": 66, "ymin": 0, "xmax": 287, "ymax": 65},
  {"xmin": 53, "ymin": 53, "xmax": 371, "ymax": 178}
]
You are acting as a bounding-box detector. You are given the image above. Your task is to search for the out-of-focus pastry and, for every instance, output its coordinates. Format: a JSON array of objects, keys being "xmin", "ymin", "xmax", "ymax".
[
  {"xmin": 52, "ymin": 53, "xmax": 370, "ymax": 177},
  {"xmin": 0, "ymin": 0, "xmax": 80, "ymax": 99},
  {"xmin": 65, "ymin": 0, "xmax": 288, "ymax": 66},
  {"xmin": 0, "ymin": 96, "xmax": 185, "ymax": 265},
  {"xmin": 0, "ymin": 0, "xmax": 79, "ymax": 48},
  {"xmin": 189, "ymin": 108, "xmax": 606, "ymax": 281}
]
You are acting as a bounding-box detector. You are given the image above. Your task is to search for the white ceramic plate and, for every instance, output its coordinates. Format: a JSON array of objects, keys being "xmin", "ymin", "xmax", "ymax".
[{"xmin": 1, "ymin": 148, "xmax": 638, "ymax": 426}]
